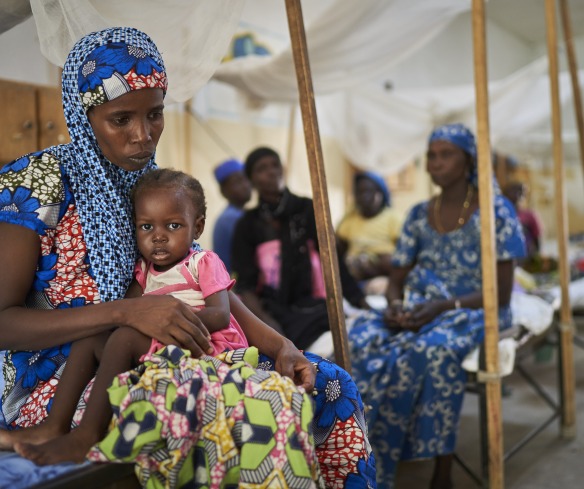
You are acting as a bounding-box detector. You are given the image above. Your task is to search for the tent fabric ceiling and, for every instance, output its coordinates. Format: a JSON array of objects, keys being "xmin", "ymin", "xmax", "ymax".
[
  {"xmin": 2, "ymin": 0, "xmax": 583, "ymax": 174},
  {"xmin": 213, "ymin": 0, "xmax": 470, "ymax": 102},
  {"xmin": 26, "ymin": 0, "xmax": 245, "ymax": 104},
  {"xmin": 487, "ymin": 0, "xmax": 584, "ymax": 44}
]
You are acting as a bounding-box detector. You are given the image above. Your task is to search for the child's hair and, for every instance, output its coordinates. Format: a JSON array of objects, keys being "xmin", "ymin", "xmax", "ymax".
[{"xmin": 131, "ymin": 168, "xmax": 207, "ymax": 219}]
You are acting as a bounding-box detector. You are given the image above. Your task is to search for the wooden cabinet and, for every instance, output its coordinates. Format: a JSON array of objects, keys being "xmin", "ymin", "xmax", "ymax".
[{"xmin": 0, "ymin": 79, "xmax": 69, "ymax": 166}]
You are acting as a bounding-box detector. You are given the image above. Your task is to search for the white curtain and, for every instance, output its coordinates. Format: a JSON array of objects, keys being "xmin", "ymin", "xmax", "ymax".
[
  {"xmin": 213, "ymin": 0, "xmax": 472, "ymax": 102},
  {"xmin": 29, "ymin": 0, "xmax": 245, "ymax": 103},
  {"xmin": 318, "ymin": 57, "xmax": 584, "ymax": 174}
]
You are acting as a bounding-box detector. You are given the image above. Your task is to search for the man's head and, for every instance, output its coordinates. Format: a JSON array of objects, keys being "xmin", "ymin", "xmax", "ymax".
[{"xmin": 214, "ymin": 159, "xmax": 252, "ymax": 208}]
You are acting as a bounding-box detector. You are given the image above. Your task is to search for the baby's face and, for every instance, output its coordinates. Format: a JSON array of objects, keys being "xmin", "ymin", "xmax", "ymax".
[{"xmin": 134, "ymin": 187, "xmax": 203, "ymax": 272}]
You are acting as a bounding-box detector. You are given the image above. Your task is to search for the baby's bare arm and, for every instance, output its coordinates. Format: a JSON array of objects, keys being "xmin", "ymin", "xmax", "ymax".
[{"xmin": 196, "ymin": 289, "xmax": 231, "ymax": 333}]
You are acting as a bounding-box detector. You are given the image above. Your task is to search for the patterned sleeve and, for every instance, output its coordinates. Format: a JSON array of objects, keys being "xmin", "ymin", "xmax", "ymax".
[
  {"xmin": 495, "ymin": 195, "xmax": 527, "ymax": 261},
  {"xmin": 391, "ymin": 202, "xmax": 424, "ymax": 268},
  {"xmin": 0, "ymin": 151, "xmax": 65, "ymax": 236},
  {"xmin": 193, "ymin": 250, "xmax": 236, "ymax": 299}
]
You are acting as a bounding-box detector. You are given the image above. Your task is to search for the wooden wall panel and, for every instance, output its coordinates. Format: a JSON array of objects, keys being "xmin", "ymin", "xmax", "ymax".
[
  {"xmin": 0, "ymin": 80, "xmax": 38, "ymax": 165},
  {"xmin": 37, "ymin": 85, "xmax": 69, "ymax": 149}
]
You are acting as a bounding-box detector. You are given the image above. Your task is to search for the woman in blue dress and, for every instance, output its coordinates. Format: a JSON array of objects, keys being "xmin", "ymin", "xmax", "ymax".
[{"xmin": 348, "ymin": 124, "xmax": 526, "ymax": 488}]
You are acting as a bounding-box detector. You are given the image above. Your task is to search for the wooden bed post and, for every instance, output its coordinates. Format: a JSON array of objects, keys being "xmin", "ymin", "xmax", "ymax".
[
  {"xmin": 559, "ymin": 0, "xmax": 584, "ymax": 183},
  {"xmin": 471, "ymin": 1, "xmax": 504, "ymax": 487},
  {"xmin": 284, "ymin": 0, "xmax": 351, "ymax": 372},
  {"xmin": 545, "ymin": 0, "xmax": 577, "ymax": 438}
]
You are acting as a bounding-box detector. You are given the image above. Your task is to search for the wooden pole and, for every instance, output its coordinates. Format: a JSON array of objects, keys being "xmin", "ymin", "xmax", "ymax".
[
  {"xmin": 545, "ymin": 0, "xmax": 577, "ymax": 438},
  {"xmin": 284, "ymin": 0, "xmax": 351, "ymax": 372},
  {"xmin": 471, "ymin": 1, "xmax": 504, "ymax": 488},
  {"xmin": 559, "ymin": 0, "xmax": 584, "ymax": 180}
]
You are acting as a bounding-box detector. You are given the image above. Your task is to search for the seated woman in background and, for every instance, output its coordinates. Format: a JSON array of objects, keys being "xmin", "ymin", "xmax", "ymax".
[
  {"xmin": 337, "ymin": 170, "xmax": 403, "ymax": 295},
  {"xmin": 348, "ymin": 123, "xmax": 526, "ymax": 488},
  {"xmin": 231, "ymin": 146, "xmax": 369, "ymax": 351}
]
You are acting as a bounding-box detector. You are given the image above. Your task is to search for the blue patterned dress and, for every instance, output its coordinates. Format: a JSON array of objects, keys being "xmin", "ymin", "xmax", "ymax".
[{"xmin": 348, "ymin": 194, "xmax": 525, "ymax": 487}]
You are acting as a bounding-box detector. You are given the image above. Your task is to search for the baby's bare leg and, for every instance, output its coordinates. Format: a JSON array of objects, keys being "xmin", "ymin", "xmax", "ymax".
[
  {"xmin": 15, "ymin": 327, "xmax": 151, "ymax": 465},
  {"xmin": 0, "ymin": 331, "xmax": 110, "ymax": 450}
]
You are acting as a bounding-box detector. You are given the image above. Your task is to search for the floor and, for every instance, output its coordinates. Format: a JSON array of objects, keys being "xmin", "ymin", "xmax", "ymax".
[{"xmin": 395, "ymin": 320, "xmax": 584, "ymax": 489}]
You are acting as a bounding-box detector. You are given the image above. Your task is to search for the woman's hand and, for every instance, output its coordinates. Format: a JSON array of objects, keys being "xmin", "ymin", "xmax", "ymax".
[
  {"xmin": 401, "ymin": 301, "xmax": 446, "ymax": 330},
  {"xmin": 272, "ymin": 339, "xmax": 316, "ymax": 393},
  {"xmin": 120, "ymin": 295, "xmax": 212, "ymax": 357},
  {"xmin": 383, "ymin": 300, "xmax": 406, "ymax": 327}
]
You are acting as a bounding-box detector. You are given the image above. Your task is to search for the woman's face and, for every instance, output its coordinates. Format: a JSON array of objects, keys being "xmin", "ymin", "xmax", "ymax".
[
  {"xmin": 134, "ymin": 187, "xmax": 204, "ymax": 272},
  {"xmin": 426, "ymin": 140, "xmax": 470, "ymax": 188},
  {"xmin": 87, "ymin": 88, "xmax": 165, "ymax": 171},
  {"xmin": 249, "ymin": 154, "xmax": 284, "ymax": 197},
  {"xmin": 354, "ymin": 178, "xmax": 384, "ymax": 218}
]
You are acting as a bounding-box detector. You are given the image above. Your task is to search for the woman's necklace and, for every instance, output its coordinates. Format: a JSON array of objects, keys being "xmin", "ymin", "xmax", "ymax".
[{"xmin": 433, "ymin": 185, "xmax": 474, "ymax": 234}]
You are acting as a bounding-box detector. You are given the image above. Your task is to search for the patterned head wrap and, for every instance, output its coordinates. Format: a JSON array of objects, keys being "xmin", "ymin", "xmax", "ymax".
[
  {"xmin": 78, "ymin": 40, "xmax": 167, "ymax": 112},
  {"xmin": 428, "ymin": 123, "xmax": 478, "ymax": 186},
  {"xmin": 354, "ymin": 171, "xmax": 391, "ymax": 207},
  {"xmin": 51, "ymin": 27, "xmax": 166, "ymax": 302},
  {"xmin": 428, "ymin": 123, "xmax": 476, "ymax": 159}
]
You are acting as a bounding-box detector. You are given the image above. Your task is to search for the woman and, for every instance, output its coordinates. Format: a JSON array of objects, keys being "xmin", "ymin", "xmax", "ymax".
[
  {"xmin": 348, "ymin": 124, "xmax": 525, "ymax": 488},
  {"xmin": 336, "ymin": 170, "xmax": 403, "ymax": 295},
  {"xmin": 231, "ymin": 146, "xmax": 369, "ymax": 351},
  {"xmin": 0, "ymin": 28, "xmax": 375, "ymax": 488}
]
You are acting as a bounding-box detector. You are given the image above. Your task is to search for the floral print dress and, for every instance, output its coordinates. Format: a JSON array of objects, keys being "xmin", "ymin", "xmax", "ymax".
[{"xmin": 348, "ymin": 195, "xmax": 525, "ymax": 487}]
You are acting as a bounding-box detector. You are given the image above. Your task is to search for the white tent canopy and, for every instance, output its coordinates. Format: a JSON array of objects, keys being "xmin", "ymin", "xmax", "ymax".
[
  {"xmin": 1, "ymin": 0, "xmax": 583, "ymax": 176},
  {"xmin": 213, "ymin": 0, "xmax": 471, "ymax": 102},
  {"xmin": 316, "ymin": 57, "xmax": 584, "ymax": 174}
]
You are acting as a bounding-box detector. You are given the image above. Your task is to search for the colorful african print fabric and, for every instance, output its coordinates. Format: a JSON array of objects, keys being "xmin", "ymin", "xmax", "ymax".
[
  {"xmin": 60, "ymin": 27, "xmax": 163, "ymax": 303},
  {"xmin": 348, "ymin": 195, "xmax": 525, "ymax": 487},
  {"xmin": 0, "ymin": 152, "xmax": 91, "ymax": 428},
  {"xmin": 88, "ymin": 346, "xmax": 321, "ymax": 488},
  {"xmin": 0, "ymin": 26, "xmax": 163, "ymax": 429},
  {"xmin": 86, "ymin": 347, "xmax": 376, "ymax": 489}
]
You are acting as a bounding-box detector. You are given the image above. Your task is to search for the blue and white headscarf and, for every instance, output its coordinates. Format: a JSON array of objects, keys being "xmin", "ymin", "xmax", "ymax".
[
  {"xmin": 51, "ymin": 27, "xmax": 167, "ymax": 302},
  {"xmin": 354, "ymin": 171, "xmax": 391, "ymax": 207},
  {"xmin": 428, "ymin": 123, "xmax": 502, "ymax": 195},
  {"xmin": 428, "ymin": 123, "xmax": 476, "ymax": 160},
  {"xmin": 428, "ymin": 123, "xmax": 479, "ymax": 186}
]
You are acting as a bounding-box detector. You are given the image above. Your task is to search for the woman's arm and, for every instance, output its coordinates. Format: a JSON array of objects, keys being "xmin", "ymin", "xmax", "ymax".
[
  {"xmin": 228, "ymin": 291, "xmax": 315, "ymax": 392},
  {"xmin": 0, "ymin": 223, "xmax": 211, "ymax": 355}
]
